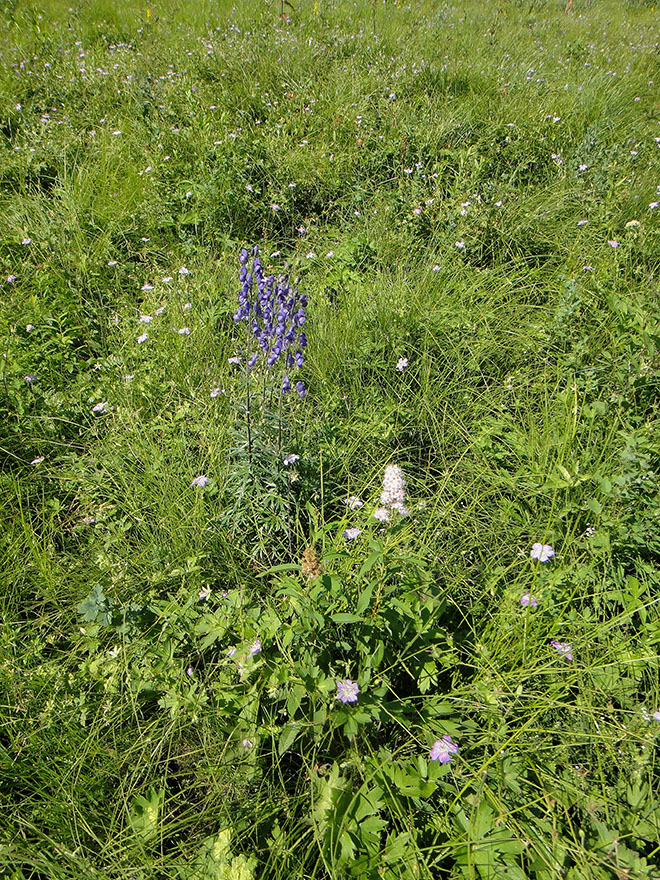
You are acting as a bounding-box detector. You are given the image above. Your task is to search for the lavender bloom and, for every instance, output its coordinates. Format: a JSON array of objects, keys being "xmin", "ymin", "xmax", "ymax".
[
  {"xmin": 520, "ymin": 592, "xmax": 538, "ymax": 607},
  {"xmin": 429, "ymin": 735, "xmax": 458, "ymax": 764},
  {"xmin": 530, "ymin": 543, "xmax": 554, "ymax": 563},
  {"xmin": 551, "ymin": 640, "xmax": 573, "ymax": 661},
  {"xmin": 191, "ymin": 475, "xmax": 210, "ymax": 488},
  {"xmin": 248, "ymin": 639, "xmax": 261, "ymax": 657},
  {"xmin": 343, "ymin": 528, "xmax": 362, "ymax": 540},
  {"xmin": 296, "ymin": 381, "xmax": 307, "ymax": 399},
  {"xmin": 336, "ymin": 679, "xmax": 359, "ymax": 704},
  {"xmin": 282, "ymin": 374, "xmax": 291, "ymax": 395}
]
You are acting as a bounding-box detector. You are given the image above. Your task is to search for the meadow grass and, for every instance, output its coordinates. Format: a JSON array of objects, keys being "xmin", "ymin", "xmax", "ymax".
[{"xmin": 1, "ymin": 0, "xmax": 660, "ymax": 877}]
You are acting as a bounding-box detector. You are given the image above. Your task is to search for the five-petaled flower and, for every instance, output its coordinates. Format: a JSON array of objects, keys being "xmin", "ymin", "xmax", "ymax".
[
  {"xmin": 396, "ymin": 357, "xmax": 409, "ymax": 371},
  {"xmin": 336, "ymin": 679, "xmax": 359, "ymax": 704},
  {"xmin": 520, "ymin": 592, "xmax": 538, "ymax": 607},
  {"xmin": 530, "ymin": 543, "xmax": 554, "ymax": 562},
  {"xmin": 429, "ymin": 735, "xmax": 458, "ymax": 764},
  {"xmin": 191, "ymin": 475, "xmax": 210, "ymax": 488},
  {"xmin": 551, "ymin": 640, "xmax": 573, "ymax": 661}
]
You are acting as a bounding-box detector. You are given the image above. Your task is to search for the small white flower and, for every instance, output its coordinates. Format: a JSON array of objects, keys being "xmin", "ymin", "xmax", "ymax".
[
  {"xmin": 210, "ymin": 387, "xmax": 224, "ymax": 397},
  {"xmin": 123, "ymin": 374, "xmax": 134, "ymax": 381},
  {"xmin": 141, "ymin": 282, "xmax": 154, "ymax": 290},
  {"xmin": 139, "ymin": 315, "xmax": 153, "ymax": 323},
  {"xmin": 7, "ymin": 275, "xmax": 17, "ymax": 283},
  {"xmin": 306, "ymin": 251, "xmax": 316, "ymax": 259},
  {"xmin": 107, "ymin": 260, "xmax": 118, "ymax": 266},
  {"xmin": 373, "ymin": 507, "xmax": 390, "ymax": 522},
  {"xmin": 155, "ymin": 306, "xmax": 165, "ymax": 316},
  {"xmin": 577, "ymin": 219, "xmax": 588, "ymax": 226},
  {"xmin": 25, "ymin": 324, "xmax": 34, "ymax": 332},
  {"xmin": 92, "ymin": 402, "xmax": 108, "ymax": 413},
  {"xmin": 432, "ymin": 264, "xmax": 441, "ymax": 272},
  {"xmin": 177, "ymin": 327, "xmax": 191, "ymax": 335},
  {"xmin": 31, "ymin": 456, "xmax": 45, "ymax": 465},
  {"xmin": 137, "ymin": 332, "xmax": 149, "ymax": 344},
  {"xmin": 108, "ymin": 646, "xmax": 120, "ymax": 658},
  {"xmin": 653, "ymin": 710, "xmax": 660, "ymax": 722},
  {"xmin": 344, "ymin": 496, "xmax": 363, "ymax": 510},
  {"xmin": 22, "ymin": 237, "xmax": 32, "ymax": 245},
  {"xmin": 242, "ymin": 738, "xmax": 254, "ymax": 749},
  {"xmin": 162, "ymin": 276, "xmax": 173, "ymax": 284},
  {"xmin": 649, "ymin": 202, "xmax": 659, "ymax": 210},
  {"xmin": 608, "ymin": 240, "xmax": 619, "ymax": 248},
  {"xmin": 283, "ymin": 453, "xmax": 300, "ymax": 466},
  {"xmin": 183, "ymin": 302, "xmax": 192, "ymax": 310},
  {"xmin": 396, "ymin": 357, "xmax": 409, "ymax": 371},
  {"xmin": 199, "ymin": 586, "xmax": 211, "ymax": 600},
  {"xmin": 178, "ymin": 266, "xmax": 190, "ymax": 275},
  {"xmin": 578, "ymin": 163, "xmax": 588, "ymax": 171},
  {"xmin": 227, "ymin": 356, "xmax": 241, "ymax": 365},
  {"xmin": 191, "ymin": 475, "xmax": 210, "ymax": 488},
  {"xmin": 455, "ymin": 240, "xmax": 466, "ymax": 250},
  {"xmin": 326, "ymin": 251, "xmax": 334, "ymax": 258}
]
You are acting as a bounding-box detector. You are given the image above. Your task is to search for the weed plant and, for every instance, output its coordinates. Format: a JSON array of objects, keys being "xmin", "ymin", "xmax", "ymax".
[{"xmin": 1, "ymin": 0, "xmax": 660, "ymax": 878}]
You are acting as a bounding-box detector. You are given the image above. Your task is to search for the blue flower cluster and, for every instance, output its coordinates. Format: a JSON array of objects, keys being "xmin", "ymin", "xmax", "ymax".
[{"xmin": 234, "ymin": 246, "xmax": 307, "ymax": 398}]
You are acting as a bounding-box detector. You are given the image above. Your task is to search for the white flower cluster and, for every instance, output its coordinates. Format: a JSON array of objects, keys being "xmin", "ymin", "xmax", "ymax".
[{"xmin": 380, "ymin": 464, "xmax": 408, "ymax": 516}]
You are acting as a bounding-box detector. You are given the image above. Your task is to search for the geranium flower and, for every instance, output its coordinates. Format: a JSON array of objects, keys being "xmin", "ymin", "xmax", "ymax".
[
  {"xmin": 336, "ymin": 679, "xmax": 359, "ymax": 703},
  {"xmin": 530, "ymin": 543, "xmax": 554, "ymax": 562},
  {"xmin": 429, "ymin": 735, "xmax": 458, "ymax": 763}
]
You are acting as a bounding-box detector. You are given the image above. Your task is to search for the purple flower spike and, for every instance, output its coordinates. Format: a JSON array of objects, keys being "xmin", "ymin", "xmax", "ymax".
[
  {"xmin": 430, "ymin": 735, "xmax": 458, "ymax": 764},
  {"xmin": 520, "ymin": 593, "xmax": 538, "ymax": 608},
  {"xmin": 296, "ymin": 381, "xmax": 306, "ymax": 399},
  {"xmin": 336, "ymin": 679, "xmax": 359, "ymax": 703},
  {"xmin": 282, "ymin": 374, "xmax": 291, "ymax": 394}
]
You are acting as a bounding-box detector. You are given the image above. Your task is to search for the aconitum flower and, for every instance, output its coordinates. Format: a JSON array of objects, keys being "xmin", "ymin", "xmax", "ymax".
[
  {"xmin": 336, "ymin": 679, "xmax": 359, "ymax": 704},
  {"xmin": 531, "ymin": 543, "xmax": 554, "ymax": 562},
  {"xmin": 191, "ymin": 475, "xmax": 210, "ymax": 488},
  {"xmin": 429, "ymin": 735, "xmax": 458, "ymax": 763},
  {"xmin": 343, "ymin": 528, "xmax": 362, "ymax": 540},
  {"xmin": 520, "ymin": 593, "xmax": 538, "ymax": 608},
  {"xmin": 551, "ymin": 640, "xmax": 573, "ymax": 661}
]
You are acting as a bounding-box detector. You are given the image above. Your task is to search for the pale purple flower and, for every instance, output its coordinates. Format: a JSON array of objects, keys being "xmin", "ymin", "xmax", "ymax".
[
  {"xmin": 520, "ymin": 592, "xmax": 538, "ymax": 608},
  {"xmin": 343, "ymin": 528, "xmax": 362, "ymax": 540},
  {"xmin": 336, "ymin": 679, "xmax": 359, "ymax": 704},
  {"xmin": 31, "ymin": 456, "xmax": 44, "ymax": 465},
  {"xmin": 429, "ymin": 735, "xmax": 458, "ymax": 763},
  {"xmin": 22, "ymin": 237, "xmax": 32, "ymax": 245},
  {"xmin": 530, "ymin": 543, "xmax": 554, "ymax": 562},
  {"xmin": 373, "ymin": 507, "xmax": 390, "ymax": 522},
  {"xmin": 183, "ymin": 302, "xmax": 192, "ymax": 311},
  {"xmin": 186, "ymin": 666, "xmax": 194, "ymax": 676},
  {"xmin": 296, "ymin": 381, "xmax": 307, "ymax": 399},
  {"xmin": 155, "ymin": 306, "xmax": 165, "ymax": 316},
  {"xmin": 141, "ymin": 282, "xmax": 154, "ymax": 291},
  {"xmin": 139, "ymin": 315, "xmax": 153, "ymax": 323},
  {"xmin": 210, "ymin": 387, "xmax": 223, "ymax": 397},
  {"xmin": 283, "ymin": 453, "xmax": 300, "ymax": 466},
  {"xmin": 608, "ymin": 240, "xmax": 619, "ymax": 248},
  {"xmin": 242, "ymin": 738, "xmax": 253, "ymax": 749},
  {"xmin": 344, "ymin": 496, "xmax": 363, "ymax": 510},
  {"xmin": 191, "ymin": 475, "xmax": 210, "ymax": 488},
  {"xmin": 653, "ymin": 711, "xmax": 660, "ymax": 722},
  {"xmin": 396, "ymin": 357, "xmax": 409, "ymax": 371},
  {"xmin": 8, "ymin": 275, "xmax": 18, "ymax": 283},
  {"xmin": 227, "ymin": 356, "xmax": 241, "ymax": 365},
  {"xmin": 137, "ymin": 333, "xmax": 149, "ymax": 344},
  {"xmin": 455, "ymin": 240, "xmax": 466, "ymax": 250},
  {"xmin": 199, "ymin": 587, "xmax": 211, "ymax": 601},
  {"xmin": 92, "ymin": 402, "xmax": 108, "ymax": 413},
  {"xmin": 248, "ymin": 639, "xmax": 261, "ymax": 657},
  {"xmin": 24, "ymin": 375, "xmax": 37, "ymax": 383},
  {"xmin": 227, "ymin": 646, "xmax": 237, "ymax": 657},
  {"xmin": 107, "ymin": 260, "xmax": 118, "ymax": 267},
  {"xmin": 178, "ymin": 266, "xmax": 190, "ymax": 275},
  {"xmin": 551, "ymin": 640, "xmax": 573, "ymax": 661},
  {"xmin": 177, "ymin": 327, "xmax": 190, "ymax": 335},
  {"xmin": 123, "ymin": 374, "xmax": 134, "ymax": 381},
  {"xmin": 25, "ymin": 324, "xmax": 34, "ymax": 332}
]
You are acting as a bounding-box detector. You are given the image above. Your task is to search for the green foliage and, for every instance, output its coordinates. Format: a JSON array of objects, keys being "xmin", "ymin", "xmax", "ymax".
[{"xmin": 2, "ymin": 0, "xmax": 660, "ymax": 878}]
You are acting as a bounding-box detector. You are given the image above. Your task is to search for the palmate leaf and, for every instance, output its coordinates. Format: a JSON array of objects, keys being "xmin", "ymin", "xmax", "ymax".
[{"xmin": 128, "ymin": 787, "xmax": 164, "ymax": 842}]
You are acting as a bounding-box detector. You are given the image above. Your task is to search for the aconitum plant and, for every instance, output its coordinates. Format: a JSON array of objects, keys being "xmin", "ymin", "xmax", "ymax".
[{"xmin": 234, "ymin": 246, "xmax": 307, "ymax": 399}]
